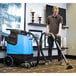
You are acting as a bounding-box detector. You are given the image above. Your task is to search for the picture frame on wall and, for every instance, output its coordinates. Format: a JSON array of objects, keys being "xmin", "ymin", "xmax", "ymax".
[
  {"xmin": 24, "ymin": 3, "xmax": 26, "ymax": 30},
  {"xmin": 1, "ymin": 3, "xmax": 26, "ymax": 34},
  {"xmin": 46, "ymin": 5, "xmax": 66, "ymax": 26},
  {"xmin": 29, "ymin": 30, "xmax": 42, "ymax": 48}
]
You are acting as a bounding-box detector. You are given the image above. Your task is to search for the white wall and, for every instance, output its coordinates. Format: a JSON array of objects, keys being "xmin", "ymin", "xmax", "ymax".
[
  {"xmin": 67, "ymin": 3, "xmax": 76, "ymax": 55},
  {"xmin": 26, "ymin": 3, "xmax": 67, "ymax": 56},
  {"xmin": 26, "ymin": 3, "xmax": 67, "ymax": 31}
]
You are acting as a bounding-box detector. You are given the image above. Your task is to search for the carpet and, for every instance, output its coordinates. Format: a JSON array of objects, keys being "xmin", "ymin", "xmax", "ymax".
[{"xmin": 0, "ymin": 59, "xmax": 75, "ymax": 73}]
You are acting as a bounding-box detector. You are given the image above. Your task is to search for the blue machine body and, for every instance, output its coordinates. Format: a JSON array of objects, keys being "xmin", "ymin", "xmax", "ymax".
[{"xmin": 6, "ymin": 35, "xmax": 33, "ymax": 55}]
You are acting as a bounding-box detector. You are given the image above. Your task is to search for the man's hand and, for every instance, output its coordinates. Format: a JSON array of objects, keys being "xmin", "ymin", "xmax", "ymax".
[
  {"xmin": 56, "ymin": 33, "xmax": 61, "ymax": 37},
  {"xmin": 46, "ymin": 31, "xmax": 50, "ymax": 36}
]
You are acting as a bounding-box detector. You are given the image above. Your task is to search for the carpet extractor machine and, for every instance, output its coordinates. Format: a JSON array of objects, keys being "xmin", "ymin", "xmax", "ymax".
[
  {"xmin": 3, "ymin": 29, "xmax": 37, "ymax": 68},
  {"xmin": 3, "ymin": 29, "xmax": 46, "ymax": 68}
]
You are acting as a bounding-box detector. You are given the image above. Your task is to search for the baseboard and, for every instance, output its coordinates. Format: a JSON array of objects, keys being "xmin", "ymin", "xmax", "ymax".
[
  {"xmin": 33, "ymin": 55, "xmax": 76, "ymax": 60},
  {"xmin": 65, "ymin": 55, "xmax": 76, "ymax": 59},
  {"xmin": 33, "ymin": 55, "xmax": 59, "ymax": 61}
]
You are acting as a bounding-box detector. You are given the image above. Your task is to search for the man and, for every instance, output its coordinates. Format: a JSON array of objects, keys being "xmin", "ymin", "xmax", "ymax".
[{"xmin": 46, "ymin": 6, "xmax": 63, "ymax": 65}]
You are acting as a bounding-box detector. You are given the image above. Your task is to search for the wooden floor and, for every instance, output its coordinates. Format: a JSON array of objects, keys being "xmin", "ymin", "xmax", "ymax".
[{"xmin": 0, "ymin": 59, "xmax": 76, "ymax": 73}]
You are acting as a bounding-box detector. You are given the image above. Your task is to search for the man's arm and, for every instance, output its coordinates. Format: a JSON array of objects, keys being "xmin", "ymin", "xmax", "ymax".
[
  {"xmin": 56, "ymin": 23, "xmax": 62, "ymax": 36},
  {"xmin": 46, "ymin": 16, "xmax": 50, "ymax": 35},
  {"xmin": 46, "ymin": 25, "xmax": 50, "ymax": 35}
]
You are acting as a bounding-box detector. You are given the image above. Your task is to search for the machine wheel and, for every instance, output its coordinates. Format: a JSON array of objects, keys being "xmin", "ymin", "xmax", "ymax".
[
  {"xmin": 24, "ymin": 63, "xmax": 31, "ymax": 68},
  {"xmin": 4, "ymin": 56, "xmax": 14, "ymax": 67},
  {"xmin": 30, "ymin": 61, "xmax": 37, "ymax": 67}
]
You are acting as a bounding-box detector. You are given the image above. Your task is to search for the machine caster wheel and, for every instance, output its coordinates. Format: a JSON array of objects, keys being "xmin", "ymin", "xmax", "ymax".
[
  {"xmin": 30, "ymin": 62, "xmax": 37, "ymax": 67},
  {"xmin": 4, "ymin": 56, "xmax": 14, "ymax": 67},
  {"xmin": 24, "ymin": 63, "xmax": 31, "ymax": 68},
  {"xmin": 30, "ymin": 62, "xmax": 34, "ymax": 67}
]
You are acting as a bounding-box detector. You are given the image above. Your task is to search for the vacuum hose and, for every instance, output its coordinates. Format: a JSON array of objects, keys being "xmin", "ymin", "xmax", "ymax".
[
  {"xmin": 27, "ymin": 32, "xmax": 47, "ymax": 65},
  {"xmin": 26, "ymin": 32, "xmax": 40, "ymax": 65},
  {"xmin": 49, "ymin": 33, "xmax": 73, "ymax": 69}
]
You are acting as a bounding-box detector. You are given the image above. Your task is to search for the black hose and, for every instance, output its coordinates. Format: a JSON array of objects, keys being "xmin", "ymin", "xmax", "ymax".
[
  {"xmin": 26, "ymin": 32, "xmax": 40, "ymax": 65},
  {"xmin": 27, "ymin": 32, "xmax": 47, "ymax": 65},
  {"xmin": 39, "ymin": 32, "xmax": 47, "ymax": 61},
  {"xmin": 49, "ymin": 33, "xmax": 73, "ymax": 69}
]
